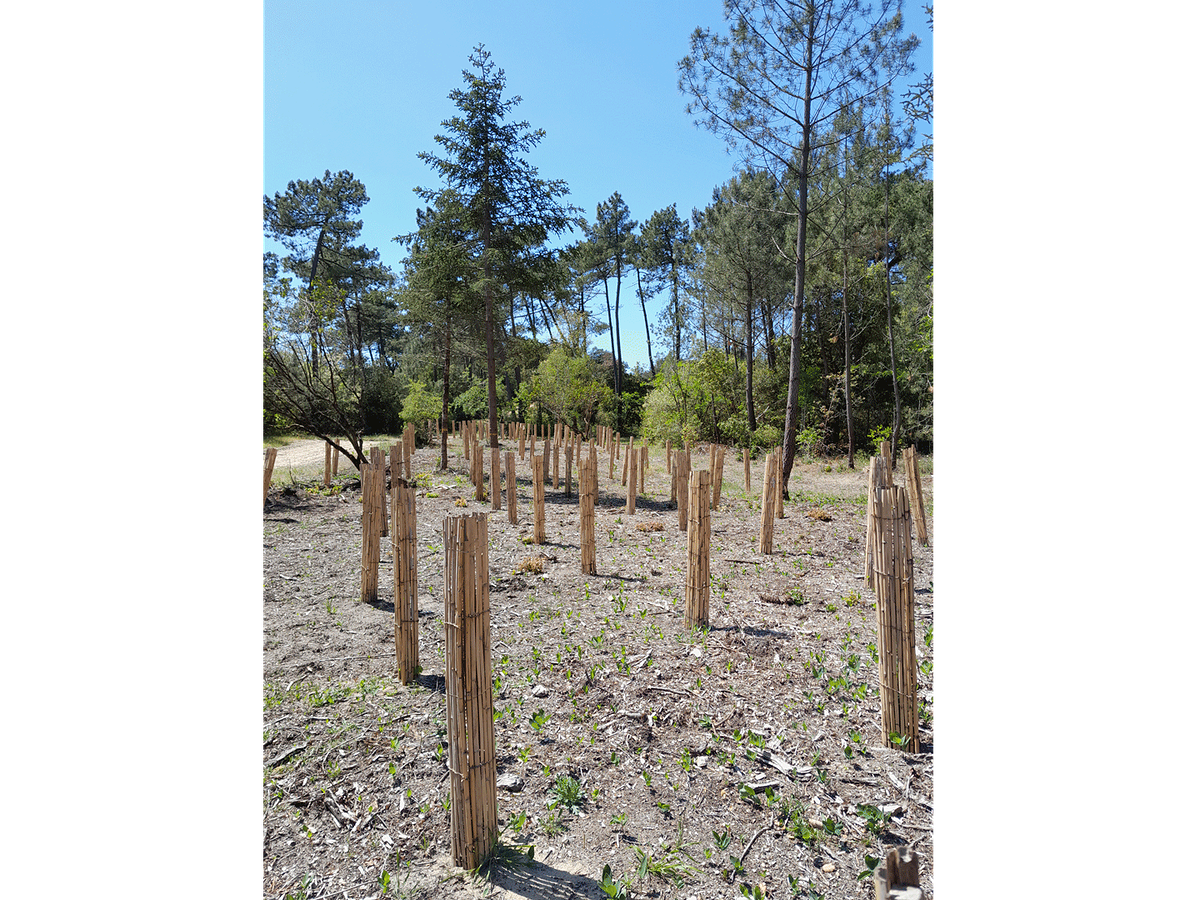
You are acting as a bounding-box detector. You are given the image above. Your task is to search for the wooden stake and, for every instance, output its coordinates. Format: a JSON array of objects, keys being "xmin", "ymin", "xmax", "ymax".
[
  {"xmin": 505, "ymin": 451, "xmax": 517, "ymax": 525},
  {"xmin": 870, "ymin": 479, "xmax": 919, "ymax": 753},
  {"xmin": 373, "ymin": 446, "xmax": 388, "ymax": 538},
  {"xmin": 685, "ymin": 469, "xmax": 711, "ymax": 629},
  {"xmin": 774, "ymin": 446, "xmax": 784, "ymax": 519},
  {"xmin": 580, "ymin": 450, "xmax": 596, "ymax": 575},
  {"xmin": 676, "ymin": 450, "xmax": 690, "ymax": 531},
  {"xmin": 873, "ymin": 846, "xmax": 922, "ymax": 900},
  {"xmin": 360, "ymin": 461, "xmax": 381, "ymax": 603},
  {"xmin": 332, "ymin": 440, "xmax": 340, "ymax": 476},
  {"xmin": 903, "ymin": 446, "xmax": 929, "ymax": 547},
  {"xmin": 712, "ymin": 445, "xmax": 726, "ymax": 509},
  {"xmin": 758, "ymin": 451, "xmax": 776, "ymax": 555},
  {"xmin": 743, "ymin": 448, "xmax": 750, "ymax": 493},
  {"xmin": 323, "ymin": 441, "xmax": 331, "ymax": 488},
  {"xmin": 532, "ymin": 454, "xmax": 545, "ymax": 544},
  {"xmin": 491, "ymin": 447, "xmax": 502, "ymax": 511},
  {"xmin": 393, "ymin": 481, "xmax": 418, "ymax": 683},
  {"xmin": 263, "ymin": 448, "xmax": 277, "ymax": 505},
  {"xmin": 625, "ymin": 449, "xmax": 638, "ymax": 514},
  {"xmin": 443, "ymin": 513, "xmax": 498, "ymax": 871}
]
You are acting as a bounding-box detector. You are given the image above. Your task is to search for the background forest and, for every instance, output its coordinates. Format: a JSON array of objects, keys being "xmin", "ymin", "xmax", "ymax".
[{"xmin": 264, "ymin": 3, "xmax": 933, "ymax": 495}]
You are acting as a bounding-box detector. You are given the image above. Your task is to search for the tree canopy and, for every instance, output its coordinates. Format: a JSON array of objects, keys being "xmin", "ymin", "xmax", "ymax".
[
  {"xmin": 265, "ymin": 28, "xmax": 932, "ymax": 469},
  {"xmin": 415, "ymin": 44, "xmax": 581, "ymax": 448}
]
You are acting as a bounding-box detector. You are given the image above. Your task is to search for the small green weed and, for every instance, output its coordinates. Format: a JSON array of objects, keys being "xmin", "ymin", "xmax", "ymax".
[{"xmin": 548, "ymin": 774, "xmax": 584, "ymax": 814}]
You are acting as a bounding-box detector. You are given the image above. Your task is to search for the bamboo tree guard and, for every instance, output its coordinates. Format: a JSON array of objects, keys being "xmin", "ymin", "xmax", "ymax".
[
  {"xmin": 442, "ymin": 513, "xmax": 499, "ymax": 871},
  {"xmin": 360, "ymin": 461, "xmax": 381, "ymax": 603},
  {"xmin": 565, "ymin": 444, "xmax": 573, "ymax": 498},
  {"xmin": 323, "ymin": 441, "xmax": 332, "ymax": 488},
  {"xmin": 870, "ymin": 476, "xmax": 920, "ymax": 754},
  {"xmin": 758, "ymin": 451, "xmax": 777, "ymax": 555},
  {"xmin": 873, "ymin": 846, "xmax": 922, "ymax": 900},
  {"xmin": 621, "ymin": 437, "xmax": 631, "ymax": 486},
  {"xmin": 518, "ymin": 429, "xmax": 525, "ymax": 461},
  {"xmin": 372, "ymin": 446, "xmax": 388, "ymax": 538},
  {"xmin": 640, "ymin": 445, "xmax": 647, "ymax": 496},
  {"xmin": 903, "ymin": 446, "xmax": 929, "ymax": 547},
  {"xmin": 490, "ymin": 448, "xmax": 501, "ymax": 510},
  {"xmin": 552, "ymin": 443, "xmax": 561, "ymax": 490},
  {"xmin": 580, "ymin": 450, "xmax": 597, "ymax": 575},
  {"xmin": 393, "ymin": 481, "xmax": 418, "ymax": 683},
  {"xmin": 864, "ymin": 456, "xmax": 880, "ymax": 590},
  {"xmin": 712, "ymin": 445, "xmax": 726, "ymax": 509},
  {"xmin": 685, "ymin": 469, "xmax": 712, "ymax": 629},
  {"xmin": 542, "ymin": 440, "xmax": 550, "ymax": 483},
  {"xmin": 531, "ymin": 454, "xmax": 545, "ymax": 544},
  {"xmin": 708, "ymin": 443, "xmax": 716, "ymax": 480},
  {"xmin": 625, "ymin": 451, "xmax": 638, "ymax": 514},
  {"xmin": 263, "ymin": 448, "xmax": 277, "ymax": 504},
  {"xmin": 670, "ymin": 448, "xmax": 678, "ymax": 504},
  {"xmin": 505, "ymin": 451, "xmax": 517, "ymax": 525},
  {"xmin": 474, "ymin": 444, "xmax": 486, "ymax": 502},
  {"xmin": 774, "ymin": 446, "xmax": 784, "ymax": 519},
  {"xmin": 676, "ymin": 450, "xmax": 690, "ymax": 531}
]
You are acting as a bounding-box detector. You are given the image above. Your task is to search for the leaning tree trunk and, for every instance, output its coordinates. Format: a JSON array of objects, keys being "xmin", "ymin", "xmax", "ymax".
[
  {"xmin": 636, "ymin": 266, "xmax": 656, "ymax": 378},
  {"xmin": 745, "ymin": 272, "xmax": 756, "ymax": 439}
]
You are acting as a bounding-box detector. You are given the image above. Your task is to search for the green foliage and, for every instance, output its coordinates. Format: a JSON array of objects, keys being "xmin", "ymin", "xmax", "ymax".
[
  {"xmin": 641, "ymin": 360, "xmax": 714, "ymax": 446},
  {"xmin": 868, "ymin": 423, "xmax": 892, "ymax": 455},
  {"xmin": 547, "ymin": 774, "xmax": 585, "ymax": 814},
  {"xmin": 793, "ymin": 426, "xmax": 821, "ymax": 457},
  {"xmin": 401, "ymin": 380, "xmax": 442, "ymax": 443},
  {"xmin": 599, "ymin": 863, "xmax": 631, "ymax": 900},
  {"xmin": 453, "ymin": 378, "xmax": 490, "ymax": 419},
  {"xmin": 527, "ymin": 346, "xmax": 612, "ymax": 436},
  {"xmin": 752, "ymin": 424, "xmax": 781, "ymax": 454}
]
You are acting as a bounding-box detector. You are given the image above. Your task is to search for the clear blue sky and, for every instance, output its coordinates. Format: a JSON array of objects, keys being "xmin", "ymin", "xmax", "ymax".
[{"xmin": 264, "ymin": 0, "xmax": 932, "ymax": 371}]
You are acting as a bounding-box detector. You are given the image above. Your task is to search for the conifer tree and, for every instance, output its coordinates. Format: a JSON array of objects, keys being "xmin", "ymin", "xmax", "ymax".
[
  {"xmin": 680, "ymin": 0, "xmax": 917, "ymax": 486},
  {"xmin": 416, "ymin": 44, "xmax": 580, "ymax": 448}
]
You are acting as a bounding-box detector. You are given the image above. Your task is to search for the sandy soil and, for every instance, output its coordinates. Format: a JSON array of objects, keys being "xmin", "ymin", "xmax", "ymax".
[{"xmin": 262, "ymin": 436, "xmax": 934, "ymax": 900}]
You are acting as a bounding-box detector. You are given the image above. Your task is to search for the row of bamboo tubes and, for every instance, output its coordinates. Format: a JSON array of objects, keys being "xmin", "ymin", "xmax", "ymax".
[{"xmin": 340, "ymin": 432, "xmax": 935, "ymax": 871}]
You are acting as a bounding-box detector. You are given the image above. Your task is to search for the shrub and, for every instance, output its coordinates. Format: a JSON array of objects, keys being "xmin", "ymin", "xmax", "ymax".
[{"xmin": 401, "ymin": 380, "xmax": 442, "ymax": 446}]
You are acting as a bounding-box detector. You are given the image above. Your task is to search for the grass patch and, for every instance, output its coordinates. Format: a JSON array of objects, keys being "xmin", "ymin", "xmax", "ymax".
[{"xmin": 517, "ymin": 555, "xmax": 546, "ymax": 575}]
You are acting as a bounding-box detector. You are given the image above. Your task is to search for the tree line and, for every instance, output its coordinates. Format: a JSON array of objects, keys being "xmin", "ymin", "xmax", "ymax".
[{"xmin": 264, "ymin": 2, "xmax": 933, "ymax": 496}]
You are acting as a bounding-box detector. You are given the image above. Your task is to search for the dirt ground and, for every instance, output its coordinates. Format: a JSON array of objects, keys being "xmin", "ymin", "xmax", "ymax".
[{"xmin": 262, "ymin": 436, "xmax": 934, "ymax": 900}]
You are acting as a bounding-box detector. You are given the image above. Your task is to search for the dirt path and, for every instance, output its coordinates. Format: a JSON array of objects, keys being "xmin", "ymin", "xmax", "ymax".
[{"xmin": 267, "ymin": 437, "xmax": 370, "ymax": 483}]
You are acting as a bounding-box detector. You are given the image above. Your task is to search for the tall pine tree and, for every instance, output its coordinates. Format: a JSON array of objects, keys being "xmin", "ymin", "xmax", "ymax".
[{"xmin": 416, "ymin": 44, "xmax": 580, "ymax": 447}]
